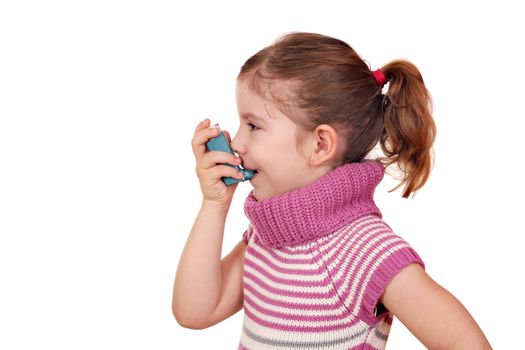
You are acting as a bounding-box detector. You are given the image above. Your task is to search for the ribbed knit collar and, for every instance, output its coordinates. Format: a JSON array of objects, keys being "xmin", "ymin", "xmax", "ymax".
[{"xmin": 243, "ymin": 160, "xmax": 384, "ymax": 248}]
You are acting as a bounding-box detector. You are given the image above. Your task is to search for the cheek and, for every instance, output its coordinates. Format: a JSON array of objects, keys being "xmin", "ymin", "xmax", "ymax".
[{"xmin": 267, "ymin": 154, "xmax": 307, "ymax": 181}]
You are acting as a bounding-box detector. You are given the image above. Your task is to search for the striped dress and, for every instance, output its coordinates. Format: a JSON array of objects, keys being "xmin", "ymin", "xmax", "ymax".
[{"xmin": 238, "ymin": 161, "xmax": 424, "ymax": 350}]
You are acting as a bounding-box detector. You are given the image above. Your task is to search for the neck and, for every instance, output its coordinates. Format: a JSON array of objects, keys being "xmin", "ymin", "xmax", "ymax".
[{"xmin": 243, "ymin": 160, "xmax": 384, "ymax": 248}]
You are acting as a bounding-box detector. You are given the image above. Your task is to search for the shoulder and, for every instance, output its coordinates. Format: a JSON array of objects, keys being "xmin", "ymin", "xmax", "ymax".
[
  {"xmin": 336, "ymin": 215, "xmax": 422, "ymax": 263},
  {"xmin": 333, "ymin": 215, "xmax": 425, "ymax": 321}
]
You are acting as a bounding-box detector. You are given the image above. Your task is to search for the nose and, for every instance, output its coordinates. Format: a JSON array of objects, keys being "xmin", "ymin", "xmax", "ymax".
[{"xmin": 230, "ymin": 130, "xmax": 244, "ymax": 156}]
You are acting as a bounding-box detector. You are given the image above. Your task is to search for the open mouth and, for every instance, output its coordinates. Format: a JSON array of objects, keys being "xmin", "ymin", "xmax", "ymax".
[
  {"xmin": 239, "ymin": 160, "xmax": 258, "ymax": 180},
  {"xmin": 248, "ymin": 169, "xmax": 259, "ymax": 181}
]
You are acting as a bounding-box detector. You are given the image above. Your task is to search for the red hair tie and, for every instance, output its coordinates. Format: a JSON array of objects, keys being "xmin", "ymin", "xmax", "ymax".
[{"xmin": 372, "ymin": 69, "xmax": 387, "ymax": 86}]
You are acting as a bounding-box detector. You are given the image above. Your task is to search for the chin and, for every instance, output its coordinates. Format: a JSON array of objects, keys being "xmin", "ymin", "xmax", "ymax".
[
  {"xmin": 253, "ymin": 188, "xmax": 278, "ymax": 201},
  {"xmin": 252, "ymin": 189, "xmax": 267, "ymax": 201}
]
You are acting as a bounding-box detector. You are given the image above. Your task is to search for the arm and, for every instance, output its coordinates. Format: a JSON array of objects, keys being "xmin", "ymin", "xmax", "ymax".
[
  {"xmin": 380, "ymin": 264, "xmax": 492, "ymax": 349},
  {"xmin": 172, "ymin": 201, "xmax": 246, "ymax": 329},
  {"xmin": 172, "ymin": 119, "xmax": 247, "ymax": 329}
]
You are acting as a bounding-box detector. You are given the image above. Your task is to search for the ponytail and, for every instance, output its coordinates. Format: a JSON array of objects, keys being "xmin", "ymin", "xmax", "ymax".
[{"xmin": 378, "ymin": 60, "xmax": 436, "ymax": 198}]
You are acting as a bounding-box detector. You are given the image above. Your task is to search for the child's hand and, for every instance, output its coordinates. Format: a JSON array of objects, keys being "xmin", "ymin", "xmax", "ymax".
[{"xmin": 191, "ymin": 118, "xmax": 244, "ymax": 206}]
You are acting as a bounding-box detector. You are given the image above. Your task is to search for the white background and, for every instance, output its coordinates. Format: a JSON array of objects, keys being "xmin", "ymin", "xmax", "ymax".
[{"xmin": 1, "ymin": 1, "xmax": 523, "ymax": 349}]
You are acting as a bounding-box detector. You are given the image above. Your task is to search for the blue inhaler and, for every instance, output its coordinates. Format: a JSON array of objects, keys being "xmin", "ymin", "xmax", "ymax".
[{"xmin": 205, "ymin": 123, "xmax": 256, "ymax": 185}]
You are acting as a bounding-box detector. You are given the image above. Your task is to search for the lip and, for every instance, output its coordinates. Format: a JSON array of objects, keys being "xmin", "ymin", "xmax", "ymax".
[
  {"xmin": 239, "ymin": 160, "xmax": 258, "ymax": 181},
  {"xmin": 240, "ymin": 161, "xmax": 257, "ymax": 172},
  {"xmin": 240, "ymin": 160, "xmax": 252, "ymax": 169},
  {"xmin": 245, "ymin": 169, "xmax": 259, "ymax": 183}
]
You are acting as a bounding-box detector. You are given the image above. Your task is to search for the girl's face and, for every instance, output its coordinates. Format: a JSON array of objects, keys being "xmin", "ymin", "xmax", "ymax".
[{"xmin": 231, "ymin": 80, "xmax": 320, "ymax": 201}]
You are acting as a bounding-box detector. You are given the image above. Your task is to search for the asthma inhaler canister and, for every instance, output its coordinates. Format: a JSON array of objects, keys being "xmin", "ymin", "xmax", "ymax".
[{"xmin": 205, "ymin": 123, "xmax": 255, "ymax": 185}]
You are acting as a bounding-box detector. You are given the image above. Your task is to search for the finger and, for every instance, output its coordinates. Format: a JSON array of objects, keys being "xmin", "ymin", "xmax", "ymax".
[
  {"xmin": 196, "ymin": 163, "xmax": 244, "ymax": 183},
  {"xmin": 191, "ymin": 118, "xmax": 211, "ymax": 156},
  {"xmin": 199, "ymin": 151, "xmax": 241, "ymax": 170},
  {"xmin": 192, "ymin": 124, "xmax": 221, "ymax": 157},
  {"xmin": 193, "ymin": 118, "xmax": 210, "ymax": 137},
  {"xmin": 210, "ymin": 164, "xmax": 245, "ymax": 181},
  {"xmin": 223, "ymin": 130, "xmax": 241, "ymax": 158},
  {"xmin": 223, "ymin": 130, "xmax": 232, "ymax": 144}
]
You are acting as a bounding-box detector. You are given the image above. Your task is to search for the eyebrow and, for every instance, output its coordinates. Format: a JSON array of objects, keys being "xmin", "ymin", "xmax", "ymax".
[{"xmin": 241, "ymin": 112, "xmax": 266, "ymax": 123}]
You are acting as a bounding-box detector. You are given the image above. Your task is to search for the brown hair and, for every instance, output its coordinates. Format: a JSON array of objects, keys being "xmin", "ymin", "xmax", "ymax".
[{"xmin": 238, "ymin": 32, "xmax": 436, "ymax": 198}]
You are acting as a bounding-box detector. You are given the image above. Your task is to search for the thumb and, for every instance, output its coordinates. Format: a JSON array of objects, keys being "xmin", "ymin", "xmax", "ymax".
[
  {"xmin": 223, "ymin": 130, "xmax": 232, "ymax": 144},
  {"xmin": 223, "ymin": 130, "xmax": 239, "ymax": 156}
]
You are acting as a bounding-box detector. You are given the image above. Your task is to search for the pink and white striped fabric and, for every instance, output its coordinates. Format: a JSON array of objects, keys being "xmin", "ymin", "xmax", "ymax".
[{"xmin": 238, "ymin": 161, "xmax": 424, "ymax": 349}]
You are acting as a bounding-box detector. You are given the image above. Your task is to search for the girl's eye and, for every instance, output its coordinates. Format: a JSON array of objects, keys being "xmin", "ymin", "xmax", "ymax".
[{"xmin": 247, "ymin": 122, "xmax": 259, "ymax": 131}]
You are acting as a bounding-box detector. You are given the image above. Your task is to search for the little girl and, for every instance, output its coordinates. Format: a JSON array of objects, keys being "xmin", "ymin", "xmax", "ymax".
[{"xmin": 173, "ymin": 32, "xmax": 491, "ymax": 349}]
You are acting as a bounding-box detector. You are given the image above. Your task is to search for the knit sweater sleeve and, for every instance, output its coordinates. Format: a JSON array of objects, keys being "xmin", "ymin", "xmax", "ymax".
[
  {"xmin": 338, "ymin": 220, "xmax": 425, "ymax": 324},
  {"xmin": 362, "ymin": 236, "xmax": 424, "ymax": 321}
]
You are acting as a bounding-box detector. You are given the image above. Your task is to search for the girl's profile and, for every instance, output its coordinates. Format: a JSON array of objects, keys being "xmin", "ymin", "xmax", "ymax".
[{"xmin": 172, "ymin": 32, "xmax": 492, "ymax": 349}]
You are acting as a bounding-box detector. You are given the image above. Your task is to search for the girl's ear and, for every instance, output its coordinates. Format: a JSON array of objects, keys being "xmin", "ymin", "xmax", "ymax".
[{"xmin": 308, "ymin": 124, "xmax": 340, "ymax": 167}]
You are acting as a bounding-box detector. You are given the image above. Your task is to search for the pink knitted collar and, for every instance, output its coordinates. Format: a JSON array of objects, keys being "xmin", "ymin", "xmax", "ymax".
[{"xmin": 243, "ymin": 160, "xmax": 384, "ymax": 248}]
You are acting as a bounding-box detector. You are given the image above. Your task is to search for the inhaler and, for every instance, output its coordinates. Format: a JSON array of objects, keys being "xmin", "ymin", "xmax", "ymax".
[{"xmin": 205, "ymin": 123, "xmax": 256, "ymax": 185}]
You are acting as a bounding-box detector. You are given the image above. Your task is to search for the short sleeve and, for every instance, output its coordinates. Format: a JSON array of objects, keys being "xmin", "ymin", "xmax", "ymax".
[
  {"xmin": 242, "ymin": 224, "xmax": 254, "ymax": 245},
  {"xmin": 360, "ymin": 233, "xmax": 425, "ymax": 321}
]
